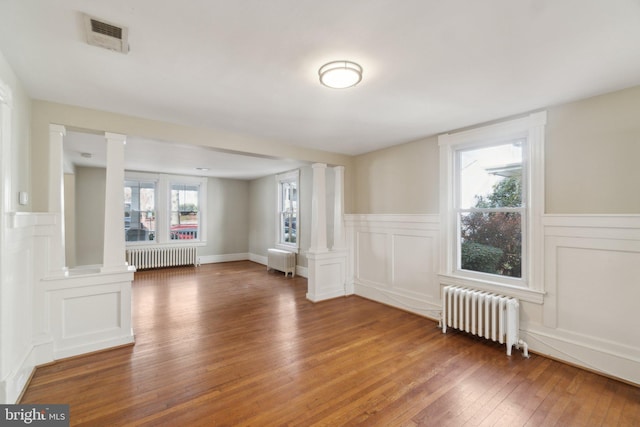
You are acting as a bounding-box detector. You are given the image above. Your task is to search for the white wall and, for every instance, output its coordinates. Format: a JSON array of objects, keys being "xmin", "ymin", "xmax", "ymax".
[
  {"xmin": 350, "ymin": 85, "xmax": 640, "ymax": 385},
  {"xmin": 0, "ymin": 50, "xmax": 34, "ymax": 403}
]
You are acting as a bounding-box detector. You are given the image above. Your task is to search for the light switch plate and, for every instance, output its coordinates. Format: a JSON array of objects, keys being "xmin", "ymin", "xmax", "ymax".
[{"xmin": 18, "ymin": 191, "xmax": 28, "ymax": 205}]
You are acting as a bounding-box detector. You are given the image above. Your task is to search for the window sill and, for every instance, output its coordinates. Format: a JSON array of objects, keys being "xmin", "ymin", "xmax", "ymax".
[
  {"xmin": 275, "ymin": 243, "xmax": 299, "ymax": 254},
  {"xmin": 126, "ymin": 241, "xmax": 206, "ymax": 249},
  {"xmin": 438, "ymin": 273, "xmax": 545, "ymax": 304}
]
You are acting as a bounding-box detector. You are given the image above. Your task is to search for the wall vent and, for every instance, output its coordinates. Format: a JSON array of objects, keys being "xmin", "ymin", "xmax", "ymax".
[{"xmin": 83, "ymin": 14, "xmax": 129, "ymax": 54}]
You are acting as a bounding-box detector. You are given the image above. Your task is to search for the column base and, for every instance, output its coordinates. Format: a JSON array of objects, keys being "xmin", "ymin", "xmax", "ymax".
[{"xmin": 306, "ymin": 250, "xmax": 347, "ymax": 303}]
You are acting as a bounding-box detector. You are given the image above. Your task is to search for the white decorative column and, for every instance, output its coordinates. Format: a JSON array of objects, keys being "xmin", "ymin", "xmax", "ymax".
[
  {"xmin": 307, "ymin": 163, "xmax": 347, "ymax": 302},
  {"xmin": 309, "ymin": 163, "xmax": 328, "ymax": 253},
  {"xmin": 101, "ymin": 132, "xmax": 128, "ymax": 272},
  {"xmin": 332, "ymin": 166, "xmax": 345, "ymax": 250},
  {"xmin": 48, "ymin": 124, "xmax": 67, "ymax": 276}
]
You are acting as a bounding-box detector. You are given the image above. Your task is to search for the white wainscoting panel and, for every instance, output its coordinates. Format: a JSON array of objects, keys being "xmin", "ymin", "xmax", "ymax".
[
  {"xmin": 307, "ymin": 250, "xmax": 347, "ymax": 302},
  {"xmin": 345, "ymin": 213, "xmax": 640, "ymax": 385},
  {"xmin": 346, "ymin": 214, "xmax": 441, "ymax": 319},
  {"xmin": 45, "ymin": 271, "xmax": 134, "ymax": 360},
  {"xmin": 392, "ymin": 234, "xmax": 437, "ymax": 300},
  {"xmin": 537, "ymin": 215, "xmax": 640, "ymax": 384},
  {"xmin": 356, "ymin": 231, "xmax": 388, "ymax": 285}
]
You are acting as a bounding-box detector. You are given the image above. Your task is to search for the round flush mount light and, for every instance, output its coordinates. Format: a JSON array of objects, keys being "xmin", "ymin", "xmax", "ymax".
[{"xmin": 318, "ymin": 60, "xmax": 362, "ymax": 89}]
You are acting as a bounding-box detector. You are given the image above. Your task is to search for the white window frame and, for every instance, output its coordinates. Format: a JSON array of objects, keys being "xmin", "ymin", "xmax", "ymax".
[
  {"xmin": 275, "ymin": 169, "xmax": 299, "ymax": 253},
  {"xmin": 438, "ymin": 112, "xmax": 546, "ymax": 303},
  {"xmin": 125, "ymin": 172, "xmax": 207, "ymax": 247},
  {"xmin": 124, "ymin": 176, "xmax": 158, "ymax": 244}
]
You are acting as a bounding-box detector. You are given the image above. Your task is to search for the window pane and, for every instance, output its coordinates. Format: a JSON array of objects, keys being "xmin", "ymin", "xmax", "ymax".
[
  {"xmin": 282, "ymin": 211, "xmax": 297, "ymax": 244},
  {"xmin": 459, "ymin": 212, "xmax": 522, "ymax": 278},
  {"xmin": 279, "ymin": 179, "xmax": 297, "ymax": 245},
  {"xmin": 124, "ymin": 180, "xmax": 156, "ymax": 242},
  {"xmin": 459, "ymin": 142, "xmax": 523, "ymax": 209},
  {"xmin": 170, "ymin": 184, "xmax": 199, "ymax": 240}
]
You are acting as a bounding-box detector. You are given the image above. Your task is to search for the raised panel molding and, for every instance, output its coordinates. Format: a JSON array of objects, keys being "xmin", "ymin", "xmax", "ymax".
[
  {"xmin": 541, "ymin": 215, "xmax": 640, "ymax": 384},
  {"xmin": 347, "ymin": 213, "xmax": 640, "ymax": 385},
  {"xmin": 346, "ymin": 214, "xmax": 441, "ymax": 320}
]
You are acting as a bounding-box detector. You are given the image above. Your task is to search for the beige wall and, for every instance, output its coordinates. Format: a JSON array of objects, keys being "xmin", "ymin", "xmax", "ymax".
[
  {"xmin": 248, "ymin": 165, "xmax": 315, "ymax": 269},
  {"xmin": 72, "ymin": 168, "xmax": 253, "ymax": 263},
  {"xmin": 63, "ymin": 173, "xmax": 76, "ymax": 267},
  {"xmin": 30, "ymin": 100, "xmax": 354, "ymax": 213},
  {"xmin": 75, "ymin": 167, "xmax": 106, "ymax": 266},
  {"xmin": 354, "ymin": 136, "xmax": 439, "ymax": 214},
  {"xmin": 202, "ymin": 177, "xmax": 250, "ymax": 257},
  {"xmin": 248, "ymin": 175, "xmax": 275, "ymax": 259},
  {"xmin": 353, "ymin": 85, "xmax": 640, "ymax": 215},
  {"xmin": 545, "ymin": 86, "xmax": 640, "ymax": 214},
  {"xmin": 0, "ymin": 51, "xmax": 31, "ymax": 213}
]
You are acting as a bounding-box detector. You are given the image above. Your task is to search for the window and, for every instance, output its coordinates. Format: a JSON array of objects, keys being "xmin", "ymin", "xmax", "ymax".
[
  {"xmin": 276, "ymin": 170, "xmax": 299, "ymax": 252},
  {"xmin": 124, "ymin": 179, "xmax": 156, "ymax": 242},
  {"xmin": 124, "ymin": 173, "xmax": 206, "ymax": 246},
  {"xmin": 457, "ymin": 142, "xmax": 524, "ymax": 279},
  {"xmin": 439, "ymin": 112, "xmax": 546, "ymax": 301},
  {"xmin": 170, "ymin": 183, "xmax": 200, "ymax": 240}
]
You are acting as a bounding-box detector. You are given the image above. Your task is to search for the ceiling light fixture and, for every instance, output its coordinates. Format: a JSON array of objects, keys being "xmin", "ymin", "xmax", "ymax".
[
  {"xmin": 196, "ymin": 167, "xmax": 210, "ymax": 171},
  {"xmin": 318, "ymin": 60, "xmax": 362, "ymax": 89}
]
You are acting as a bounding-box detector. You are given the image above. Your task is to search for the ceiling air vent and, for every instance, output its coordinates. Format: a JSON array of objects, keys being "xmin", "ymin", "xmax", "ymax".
[{"xmin": 83, "ymin": 14, "xmax": 129, "ymax": 54}]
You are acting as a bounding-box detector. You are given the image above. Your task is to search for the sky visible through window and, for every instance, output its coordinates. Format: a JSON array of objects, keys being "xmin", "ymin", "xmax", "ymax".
[{"xmin": 459, "ymin": 141, "xmax": 523, "ymax": 208}]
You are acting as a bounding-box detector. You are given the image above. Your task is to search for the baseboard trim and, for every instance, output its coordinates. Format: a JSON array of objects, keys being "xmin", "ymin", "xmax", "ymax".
[
  {"xmin": 249, "ymin": 253, "xmax": 268, "ymax": 266},
  {"xmin": 522, "ymin": 326, "xmax": 640, "ymax": 386},
  {"xmin": 354, "ymin": 280, "xmax": 441, "ymax": 321},
  {"xmin": 295, "ymin": 265, "xmax": 308, "ymax": 278},
  {"xmin": 198, "ymin": 253, "xmax": 249, "ymax": 264},
  {"xmin": 1, "ymin": 345, "xmax": 36, "ymax": 404},
  {"xmin": 53, "ymin": 334, "xmax": 135, "ymax": 361}
]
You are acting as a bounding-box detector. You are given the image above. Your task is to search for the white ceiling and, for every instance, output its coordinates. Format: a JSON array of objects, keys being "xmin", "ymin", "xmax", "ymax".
[
  {"xmin": 63, "ymin": 131, "xmax": 307, "ymax": 179},
  {"xmin": 2, "ymin": 0, "xmax": 640, "ymax": 165}
]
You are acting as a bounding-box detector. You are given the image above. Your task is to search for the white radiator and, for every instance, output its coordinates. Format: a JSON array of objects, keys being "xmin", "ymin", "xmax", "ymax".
[
  {"xmin": 126, "ymin": 246, "xmax": 199, "ymax": 270},
  {"xmin": 442, "ymin": 285, "xmax": 528, "ymax": 357},
  {"xmin": 267, "ymin": 248, "xmax": 296, "ymax": 277}
]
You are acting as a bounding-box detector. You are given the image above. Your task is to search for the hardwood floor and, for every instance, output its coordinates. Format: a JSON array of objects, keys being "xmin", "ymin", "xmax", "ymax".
[{"xmin": 21, "ymin": 261, "xmax": 640, "ymax": 426}]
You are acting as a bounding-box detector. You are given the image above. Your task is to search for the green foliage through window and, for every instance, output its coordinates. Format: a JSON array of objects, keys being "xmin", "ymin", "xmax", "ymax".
[{"xmin": 460, "ymin": 176, "xmax": 522, "ymax": 277}]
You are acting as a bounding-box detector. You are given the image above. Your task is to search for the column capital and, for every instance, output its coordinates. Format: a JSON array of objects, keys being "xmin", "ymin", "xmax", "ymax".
[
  {"xmin": 105, "ymin": 132, "xmax": 127, "ymax": 143},
  {"xmin": 49, "ymin": 123, "xmax": 66, "ymax": 136},
  {"xmin": 312, "ymin": 163, "xmax": 327, "ymax": 170}
]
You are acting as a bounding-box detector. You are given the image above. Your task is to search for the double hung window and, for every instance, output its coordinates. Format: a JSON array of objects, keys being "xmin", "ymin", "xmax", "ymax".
[
  {"xmin": 276, "ymin": 170, "xmax": 299, "ymax": 252},
  {"xmin": 170, "ymin": 183, "xmax": 200, "ymax": 240},
  {"xmin": 439, "ymin": 112, "xmax": 546, "ymax": 300},
  {"xmin": 124, "ymin": 173, "xmax": 206, "ymax": 245},
  {"xmin": 124, "ymin": 179, "xmax": 156, "ymax": 242}
]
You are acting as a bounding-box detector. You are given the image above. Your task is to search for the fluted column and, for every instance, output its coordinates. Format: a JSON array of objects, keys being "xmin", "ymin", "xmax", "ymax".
[
  {"xmin": 101, "ymin": 132, "xmax": 128, "ymax": 272},
  {"xmin": 48, "ymin": 124, "xmax": 67, "ymax": 276},
  {"xmin": 309, "ymin": 163, "xmax": 328, "ymax": 253},
  {"xmin": 332, "ymin": 166, "xmax": 345, "ymax": 250}
]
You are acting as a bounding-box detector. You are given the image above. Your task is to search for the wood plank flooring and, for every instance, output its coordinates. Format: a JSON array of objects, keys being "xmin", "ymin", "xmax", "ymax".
[{"xmin": 21, "ymin": 261, "xmax": 640, "ymax": 426}]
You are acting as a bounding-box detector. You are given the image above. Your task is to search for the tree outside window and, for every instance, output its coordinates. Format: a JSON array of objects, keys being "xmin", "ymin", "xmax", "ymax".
[{"xmin": 456, "ymin": 141, "xmax": 525, "ymax": 280}]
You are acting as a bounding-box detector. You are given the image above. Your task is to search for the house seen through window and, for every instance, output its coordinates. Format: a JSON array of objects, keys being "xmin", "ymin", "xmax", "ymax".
[
  {"xmin": 124, "ymin": 180, "xmax": 156, "ymax": 242},
  {"xmin": 170, "ymin": 183, "xmax": 200, "ymax": 240},
  {"xmin": 124, "ymin": 173, "xmax": 206, "ymax": 245}
]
